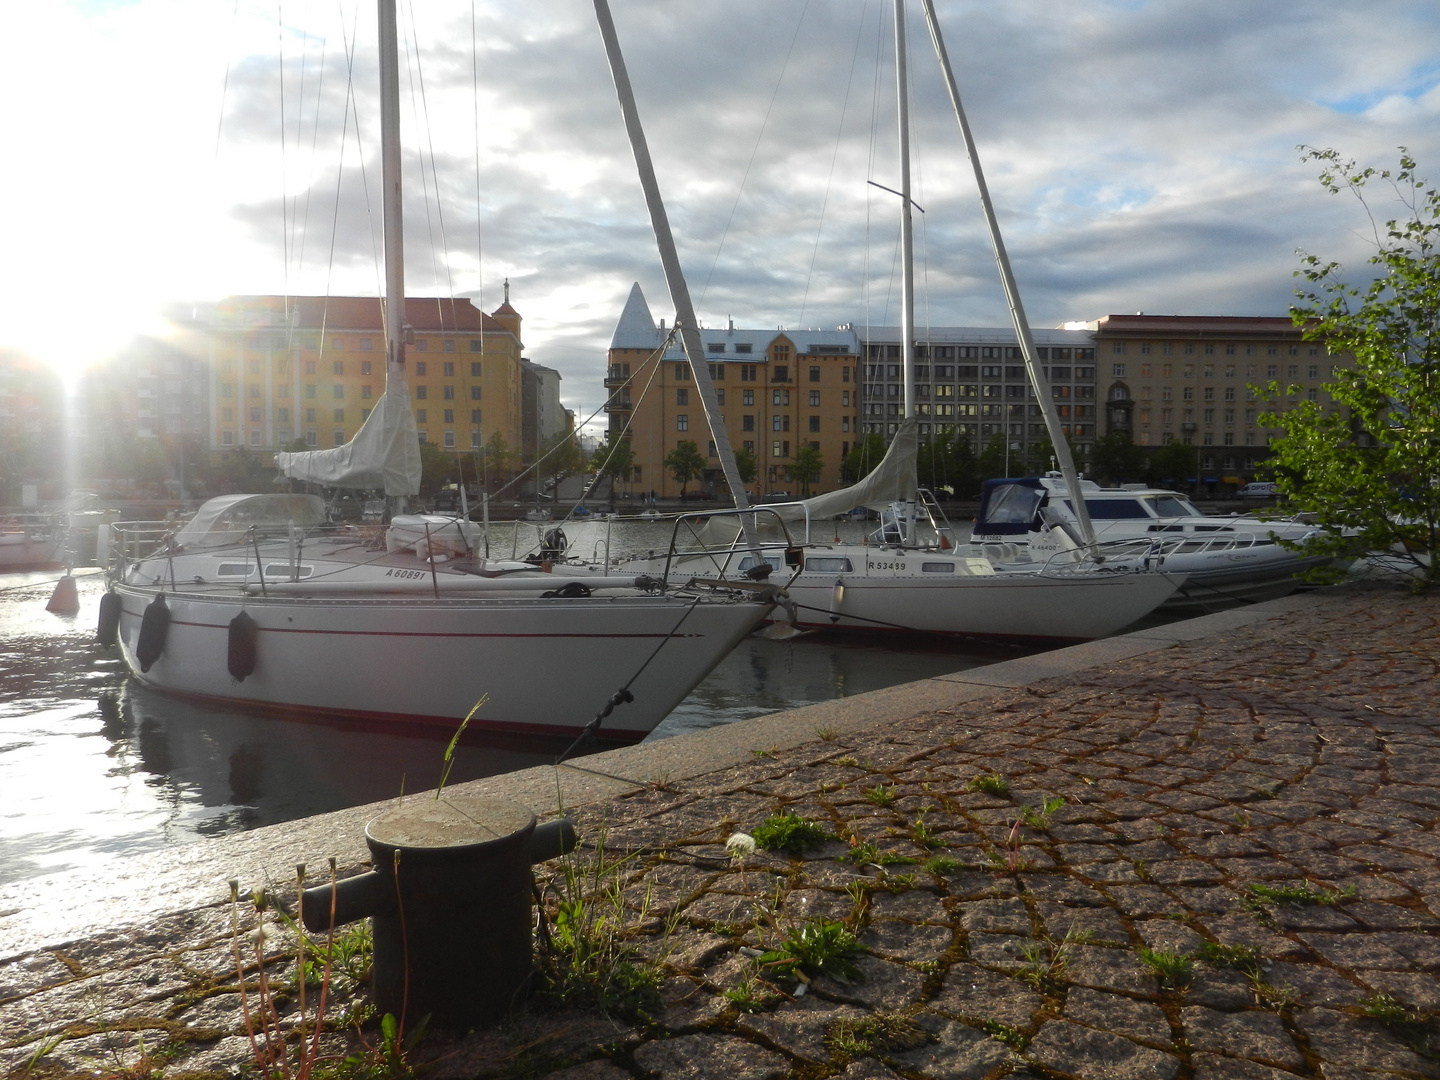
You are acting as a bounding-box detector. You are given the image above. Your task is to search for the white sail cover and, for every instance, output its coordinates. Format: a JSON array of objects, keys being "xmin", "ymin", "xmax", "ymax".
[
  {"xmin": 276, "ymin": 377, "xmax": 421, "ymax": 495},
  {"xmin": 785, "ymin": 416, "xmax": 918, "ymax": 521}
]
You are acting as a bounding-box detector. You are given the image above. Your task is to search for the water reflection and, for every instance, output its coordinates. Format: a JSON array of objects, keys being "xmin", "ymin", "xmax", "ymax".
[{"xmin": 0, "ymin": 551, "xmax": 1038, "ymax": 889}]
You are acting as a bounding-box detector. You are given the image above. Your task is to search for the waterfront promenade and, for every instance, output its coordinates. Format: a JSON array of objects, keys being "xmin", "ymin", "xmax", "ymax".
[{"xmin": 3, "ymin": 583, "xmax": 1440, "ymax": 1079}]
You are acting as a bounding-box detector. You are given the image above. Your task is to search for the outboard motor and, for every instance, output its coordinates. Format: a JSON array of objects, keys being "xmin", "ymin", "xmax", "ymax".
[{"xmin": 540, "ymin": 526, "xmax": 568, "ymax": 562}]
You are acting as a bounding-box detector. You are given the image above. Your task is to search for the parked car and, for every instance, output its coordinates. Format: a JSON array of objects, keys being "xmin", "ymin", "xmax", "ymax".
[{"xmin": 1238, "ymin": 482, "xmax": 1279, "ymax": 498}]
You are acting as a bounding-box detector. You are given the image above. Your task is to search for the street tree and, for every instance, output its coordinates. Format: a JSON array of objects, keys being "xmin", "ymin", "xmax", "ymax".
[
  {"xmin": 840, "ymin": 434, "xmax": 887, "ymax": 484},
  {"xmin": 733, "ymin": 445, "xmax": 758, "ymax": 487},
  {"xmin": 1146, "ymin": 440, "xmax": 1198, "ymax": 489},
  {"xmin": 589, "ymin": 434, "xmax": 634, "ymax": 505},
  {"xmin": 787, "ymin": 444, "xmax": 824, "ymax": 496},
  {"xmin": 1261, "ymin": 147, "xmax": 1440, "ymax": 588},
  {"xmin": 663, "ymin": 440, "xmax": 706, "ymax": 496},
  {"xmin": 1090, "ymin": 432, "xmax": 1148, "ymax": 485}
]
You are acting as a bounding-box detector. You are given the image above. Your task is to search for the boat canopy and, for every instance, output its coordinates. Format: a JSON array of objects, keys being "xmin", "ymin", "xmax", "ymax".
[
  {"xmin": 974, "ymin": 478, "xmax": 1046, "ymax": 536},
  {"xmin": 276, "ymin": 379, "xmax": 421, "ymax": 495},
  {"xmin": 175, "ymin": 494, "xmax": 328, "ymax": 549}
]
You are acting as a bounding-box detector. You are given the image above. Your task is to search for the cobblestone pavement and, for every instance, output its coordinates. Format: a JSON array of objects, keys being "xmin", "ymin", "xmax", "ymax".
[{"xmin": 4, "ymin": 585, "xmax": 1440, "ymax": 1080}]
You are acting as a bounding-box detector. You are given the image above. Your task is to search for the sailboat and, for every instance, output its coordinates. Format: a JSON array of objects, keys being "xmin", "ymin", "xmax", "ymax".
[
  {"xmin": 588, "ymin": 0, "xmax": 1183, "ymax": 641},
  {"xmin": 101, "ymin": 2, "xmax": 778, "ymax": 743}
]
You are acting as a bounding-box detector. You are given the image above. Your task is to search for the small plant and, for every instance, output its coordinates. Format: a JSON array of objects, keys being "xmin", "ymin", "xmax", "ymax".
[
  {"xmin": 752, "ymin": 812, "xmax": 831, "ymax": 855},
  {"xmin": 910, "ymin": 811, "xmax": 943, "ymax": 849},
  {"xmin": 1196, "ymin": 941, "xmax": 1262, "ymax": 973},
  {"xmin": 834, "ymin": 754, "xmax": 860, "ymax": 768},
  {"xmin": 1019, "ymin": 795, "xmax": 1066, "ymax": 830},
  {"xmin": 923, "ymin": 855, "xmax": 962, "ymax": 875},
  {"xmin": 840, "ymin": 839, "xmax": 917, "ymax": 867},
  {"xmin": 826, "ymin": 1012, "xmax": 931, "ymax": 1057},
  {"xmin": 816, "ymin": 727, "xmax": 840, "ymax": 742},
  {"xmin": 1361, "ymin": 992, "xmax": 1424, "ymax": 1026},
  {"xmin": 724, "ymin": 974, "xmax": 781, "ymax": 1013},
  {"xmin": 1019, "ymin": 923, "xmax": 1092, "ymax": 993},
  {"xmin": 751, "ymin": 745, "xmax": 777, "ymax": 759},
  {"xmin": 983, "ymin": 1019, "xmax": 1028, "ymax": 1049},
  {"xmin": 968, "ymin": 773, "xmax": 1010, "ymax": 797},
  {"xmin": 864, "ymin": 783, "xmax": 897, "ymax": 808},
  {"xmin": 1139, "ymin": 947, "xmax": 1194, "ymax": 988},
  {"xmin": 760, "ymin": 918, "xmax": 863, "ymax": 984},
  {"xmin": 1244, "ymin": 881, "xmax": 1354, "ymax": 907},
  {"xmin": 435, "ymin": 695, "xmax": 486, "ymax": 799}
]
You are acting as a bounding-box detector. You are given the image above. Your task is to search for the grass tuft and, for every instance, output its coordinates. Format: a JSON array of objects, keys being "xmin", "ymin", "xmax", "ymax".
[
  {"xmin": 826, "ymin": 1013, "xmax": 932, "ymax": 1058},
  {"xmin": 968, "ymin": 773, "xmax": 1010, "ymax": 797},
  {"xmin": 751, "ymin": 812, "xmax": 831, "ymax": 855},
  {"xmin": 1138, "ymin": 947, "xmax": 1194, "ymax": 988}
]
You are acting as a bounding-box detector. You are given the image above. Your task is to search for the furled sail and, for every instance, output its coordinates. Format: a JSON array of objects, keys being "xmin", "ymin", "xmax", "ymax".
[
  {"xmin": 276, "ymin": 377, "xmax": 422, "ymax": 495},
  {"xmin": 786, "ymin": 417, "xmax": 918, "ymax": 521}
]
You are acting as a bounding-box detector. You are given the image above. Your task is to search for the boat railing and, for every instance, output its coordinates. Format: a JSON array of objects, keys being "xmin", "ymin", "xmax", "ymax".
[{"xmin": 655, "ymin": 506, "xmax": 804, "ymax": 587}]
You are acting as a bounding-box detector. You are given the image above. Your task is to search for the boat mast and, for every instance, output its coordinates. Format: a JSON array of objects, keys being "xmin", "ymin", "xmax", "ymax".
[
  {"xmin": 592, "ymin": 0, "xmax": 760, "ymax": 552},
  {"xmin": 894, "ymin": 0, "xmax": 916, "ymax": 422},
  {"xmin": 918, "ymin": 0, "xmax": 1097, "ymax": 549},
  {"xmin": 379, "ymin": 0, "xmax": 408, "ymax": 514}
]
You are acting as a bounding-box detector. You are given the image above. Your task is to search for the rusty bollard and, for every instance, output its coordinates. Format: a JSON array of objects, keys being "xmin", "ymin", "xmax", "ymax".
[{"xmin": 300, "ymin": 796, "xmax": 576, "ymax": 1028}]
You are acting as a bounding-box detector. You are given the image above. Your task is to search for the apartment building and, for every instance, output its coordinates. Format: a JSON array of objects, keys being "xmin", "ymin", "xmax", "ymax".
[
  {"xmin": 857, "ymin": 326, "xmax": 1099, "ymax": 461},
  {"xmin": 0, "ymin": 351, "xmax": 65, "ymax": 495},
  {"xmin": 605, "ymin": 284, "xmax": 861, "ymax": 497},
  {"xmin": 174, "ymin": 294, "xmax": 525, "ymax": 457},
  {"xmin": 1091, "ymin": 315, "xmax": 1345, "ymax": 481}
]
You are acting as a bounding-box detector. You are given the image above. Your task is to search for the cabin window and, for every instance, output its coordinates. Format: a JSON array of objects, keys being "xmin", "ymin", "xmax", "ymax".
[
  {"xmin": 1071, "ymin": 499, "xmax": 1150, "ymax": 520},
  {"xmin": 921, "ymin": 562, "xmax": 956, "ymax": 573},
  {"xmin": 804, "ymin": 557, "xmax": 853, "ymax": 573}
]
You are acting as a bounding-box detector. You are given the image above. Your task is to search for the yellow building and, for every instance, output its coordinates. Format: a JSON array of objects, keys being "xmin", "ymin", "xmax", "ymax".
[
  {"xmin": 178, "ymin": 294, "xmax": 524, "ymax": 458},
  {"xmin": 1090, "ymin": 314, "xmax": 1349, "ymax": 482},
  {"xmin": 605, "ymin": 284, "xmax": 861, "ymax": 498}
]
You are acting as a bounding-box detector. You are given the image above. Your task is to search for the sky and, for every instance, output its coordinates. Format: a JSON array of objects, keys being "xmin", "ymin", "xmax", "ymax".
[{"xmin": 2, "ymin": 1, "xmax": 1437, "ymax": 434}]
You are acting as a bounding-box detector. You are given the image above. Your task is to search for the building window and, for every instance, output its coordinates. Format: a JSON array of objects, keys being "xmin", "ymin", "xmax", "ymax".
[
  {"xmin": 305, "ymin": 408, "xmax": 316, "ymax": 422},
  {"xmin": 675, "ymin": 363, "xmax": 690, "ymax": 380},
  {"xmin": 416, "ymin": 409, "xmax": 427, "ymax": 422},
  {"xmin": 416, "ymin": 386, "xmax": 427, "ymax": 400},
  {"xmin": 416, "ymin": 340, "xmax": 429, "ymax": 352},
  {"xmin": 443, "ymin": 385, "xmax": 455, "ymax": 400},
  {"xmin": 808, "ymin": 415, "xmax": 820, "ymax": 433},
  {"xmin": 708, "ymin": 342, "xmax": 726, "ymax": 353},
  {"xmin": 304, "ymin": 384, "xmax": 316, "ymax": 399},
  {"xmin": 443, "ymin": 430, "xmax": 456, "ymax": 448},
  {"xmin": 677, "ymin": 414, "xmax": 688, "ymax": 431},
  {"xmin": 360, "ymin": 339, "xmax": 374, "ymax": 352},
  {"xmin": 333, "ymin": 408, "xmax": 344, "ymax": 422},
  {"xmin": 471, "ymin": 430, "xmax": 481, "ymax": 447},
  {"xmin": 277, "ymin": 408, "xmax": 290, "ymax": 422},
  {"xmin": 444, "ymin": 409, "xmax": 454, "ymax": 423},
  {"xmin": 471, "ymin": 409, "xmax": 481, "ymax": 423},
  {"xmin": 773, "ymin": 366, "xmax": 789, "ymax": 383},
  {"xmin": 331, "ymin": 430, "xmax": 343, "ymax": 446},
  {"xmin": 743, "ymin": 415, "xmax": 755, "ymax": 431},
  {"xmin": 360, "ymin": 361, "xmax": 371, "ymax": 376},
  {"xmin": 809, "ymin": 390, "xmax": 821, "ymax": 406},
  {"xmin": 333, "ymin": 384, "xmax": 344, "ymax": 398},
  {"xmin": 1112, "ymin": 363, "xmax": 1127, "ymax": 377},
  {"xmin": 716, "ymin": 389, "xmax": 725, "ymax": 405},
  {"xmin": 809, "ymin": 366, "xmax": 820, "ymax": 382},
  {"xmin": 249, "ymin": 407, "xmax": 262, "ymax": 422},
  {"xmin": 305, "ymin": 431, "xmax": 318, "ymax": 447},
  {"xmin": 360, "ymin": 409, "xmax": 370, "ymax": 421},
  {"xmin": 332, "ymin": 361, "xmax": 344, "ymax": 375},
  {"xmin": 740, "ymin": 364, "xmax": 757, "ymax": 381},
  {"xmin": 471, "ymin": 362, "xmax": 482, "ymax": 376},
  {"xmin": 736, "ymin": 343, "xmax": 753, "ymax": 354},
  {"xmin": 441, "ymin": 340, "xmax": 453, "ymax": 353},
  {"xmin": 415, "ymin": 361, "xmax": 427, "ymax": 376},
  {"xmin": 772, "ymin": 441, "xmax": 782, "ymax": 458},
  {"xmin": 742, "ymin": 389, "xmax": 754, "ymax": 406},
  {"xmin": 361, "ymin": 385, "xmax": 372, "ymax": 399},
  {"xmin": 443, "ymin": 362, "xmax": 455, "ymax": 376},
  {"xmin": 470, "ymin": 386, "xmax": 481, "ymax": 400},
  {"xmin": 676, "ymin": 388, "xmax": 688, "ymax": 406},
  {"xmin": 470, "ymin": 340, "xmax": 482, "ymax": 352}
]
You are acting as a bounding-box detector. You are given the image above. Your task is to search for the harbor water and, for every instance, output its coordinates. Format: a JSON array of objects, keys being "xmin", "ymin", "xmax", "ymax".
[{"xmin": 0, "ymin": 515, "xmax": 1045, "ymax": 888}]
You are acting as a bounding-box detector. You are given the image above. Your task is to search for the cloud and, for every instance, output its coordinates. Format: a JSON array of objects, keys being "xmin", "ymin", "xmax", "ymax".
[{"xmin": 2, "ymin": 0, "xmax": 1437, "ymax": 425}]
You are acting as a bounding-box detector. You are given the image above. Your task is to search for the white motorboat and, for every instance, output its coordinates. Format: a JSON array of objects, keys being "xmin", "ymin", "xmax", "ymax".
[
  {"xmin": 970, "ymin": 475, "xmax": 1337, "ymax": 609},
  {"xmin": 100, "ymin": 3, "xmax": 777, "ymax": 744}
]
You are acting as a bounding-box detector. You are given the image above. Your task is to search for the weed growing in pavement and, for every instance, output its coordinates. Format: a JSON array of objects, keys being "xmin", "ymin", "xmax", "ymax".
[
  {"xmin": 825, "ymin": 1013, "xmax": 932, "ymax": 1058},
  {"xmin": 1138, "ymin": 947, "xmax": 1194, "ymax": 989},
  {"xmin": 923, "ymin": 855, "xmax": 962, "ymax": 875},
  {"xmin": 723, "ymin": 975, "xmax": 781, "ymax": 1013},
  {"xmin": 1020, "ymin": 796, "xmax": 1066, "ymax": 830},
  {"xmin": 534, "ymin": 827, "xmax": 664, "ymax": 1023},
  {"xmin": 833, "ymin": 755, "xmax": 860, "ymax": 768},
  {"xmin": 983, "ymin": 1019, "xmax": 1028, "ymax": 1049},
  {"xmin": 1361, "ymin": 992, "xmax": 1425, "ymax": 1026},
  {"xmin": 968, "ymin": 773, "xmax": 1010, "ymax": 797},
  {"xmin": 751, "ymin": 746, "xmax": 778, "ymax": 759},
  {"xmin": 752, "ymin": 812, "xmax": 831, "ymax": 855},
  {"xmin": 910, "ymin": 811, "xmax": 944, "ymax": 849},
  {"xmin": 1244, "ymin": 881, "xmax": 1355, "ymax": 908},
  {"xmin": 1196, "ymin": 941, "xmax": 1296, "ymax": 1014},
  {"xmin": 815, "ymin": 727, "xmax": 840, "ymax": 742},
  {"xmin": 759, "ymin": 917, "xmax": 863, "ymax": 984},
  {"xmin": 841, "ymin": 839, "xmax": 917, "ymax": 867},
  {"xmin": 1019, "ymin": 923, "xmax": 1092, "ymax": 994},
  {"xmin": 864, "ymin": 783, "xmax": 898, "ymax": 807}
]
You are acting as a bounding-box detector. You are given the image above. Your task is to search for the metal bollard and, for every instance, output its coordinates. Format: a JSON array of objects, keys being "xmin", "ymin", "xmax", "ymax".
[{"xmin": 300, "ymin": 796, "xmax": 576, "ymax": 1028}]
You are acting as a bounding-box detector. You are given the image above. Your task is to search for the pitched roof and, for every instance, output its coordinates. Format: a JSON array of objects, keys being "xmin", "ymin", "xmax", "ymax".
[{"xmin": 610, "ymin": 283, "xmax": 661, "ymax": 350}]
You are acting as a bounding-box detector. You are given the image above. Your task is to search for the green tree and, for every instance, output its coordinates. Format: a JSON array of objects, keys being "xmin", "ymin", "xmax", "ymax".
[
  {"xmin": 840, "ymin": 434, "xmax": 887, "ymax": 484},
  {"xmin": 663, "ymin": 439, "xmax": 706, "ymax": 496},
  {"xmin": 787, "ymin": 444, "xmax": 824, "ymax": 496},
  {"xmin": 1146, "ymin": 439, "xmax": 1198, "ymax": 489},
  {"xmin": 733, "ymin": 445, "xmax": 758, "ymax": 486},
  {"xmin": 1090, "ymin": 432, "xmax": 1148, "ymax": 485},
  {"xmin": 918, "ymin": 431, "xmax": 980, "ymax": 497},
  {"xmin": 1262, "ymin": 147, "xmax": 1440, "ymax": 588},
  {"xmin": 589, "ymin": 434, "xmax": 634, "ymax": 505},
  {"xmin": 417, "ymin": 439, "xmax": 454, "ymax": 497},
  {"xmin": 976, "ymin": 433, "xmax": 1011, "ymax": 481},
  {"xmin": 479, "ymin": 433, "xmax": 517, "ymax": 493}
]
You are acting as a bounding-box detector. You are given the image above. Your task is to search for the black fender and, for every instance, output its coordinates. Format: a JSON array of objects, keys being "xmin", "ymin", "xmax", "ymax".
[
  {"xmin": 96, "ymin": 590, "xmax": 122, "ymax": 648},
  {"xmin": 228, "ymin": 610, "xmax": 259, "ymax": 681},
  {"xmin": 135, "ymin": 594, "xmax": 170, "ymax": 673}
]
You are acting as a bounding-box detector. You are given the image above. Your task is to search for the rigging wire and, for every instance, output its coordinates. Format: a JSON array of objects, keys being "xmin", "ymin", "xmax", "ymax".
[
  {"xmin": 797, "ymin": 2, "xmax": 870, "ymax": 328},
  {"xmin": 278, "ymin": 2, "xmax": 291, "ymax": 325},
  {"xmin": 212, "ymin": 0, "xmax": 241, "ymax": 161},
  {"xmin": 697, "ymin": 0, "xmax": 811, "ymax": 313},
  {"xmin": 295, "ymin": 30, "xmax": 330, "ymax": 283},
  {"xmin": 402, "ymin": 0, "xmax": 459, "ymax": 321},
  {"xmin": 470, "ymin": 1, "xmax": 485, "ymax": 342}
]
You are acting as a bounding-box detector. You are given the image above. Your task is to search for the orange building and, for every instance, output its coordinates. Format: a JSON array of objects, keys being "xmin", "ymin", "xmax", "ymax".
[
  {"xmin": 174, "ymin": 294, "xmax": 525, "ymax": 457},
  {"xmin": 604, "ymin": 284, "xmax": 861, "ymax": 498}
]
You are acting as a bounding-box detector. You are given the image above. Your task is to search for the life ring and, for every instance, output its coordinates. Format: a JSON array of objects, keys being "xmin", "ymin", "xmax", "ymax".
[
  {"xmin": 228, "ymin": 610, "xmax": 259, "ymax": 681},
  {"xmin": 96, "ymin": 591, "xmax": 121, "ymax": 647},
  {"xmin": 135, "ymin": 594, "xmax": 170, "ymax": 672}
]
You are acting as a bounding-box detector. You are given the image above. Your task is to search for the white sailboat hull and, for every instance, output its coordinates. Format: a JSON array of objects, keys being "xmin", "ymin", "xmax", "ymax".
[
  {"xmin": 112, "ymin": 584, "xmax": 769, "ymax": 742},
  {"xmin": 778, "ymin": 565, "xmax": 1182, "ymax": 640}
]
